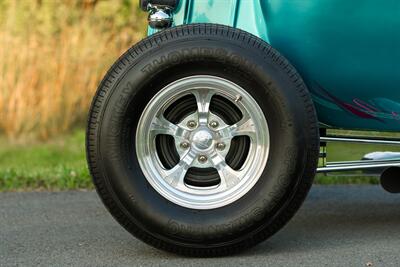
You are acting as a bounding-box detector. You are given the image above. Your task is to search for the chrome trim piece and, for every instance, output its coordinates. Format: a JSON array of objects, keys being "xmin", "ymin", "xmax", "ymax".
[
  {"xmin": 320, "ymin": 136, "xmax": 400, "ymax": 145},
  {"xmin": 327, "ymin": 158, "xmax": 400, "ymax": 167},
  {"xmin": 147, "ymin": 4, "xmax": 173, "ymax": 29}
]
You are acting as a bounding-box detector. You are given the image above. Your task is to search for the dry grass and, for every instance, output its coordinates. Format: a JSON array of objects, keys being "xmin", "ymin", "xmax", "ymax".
[{"xmin": 0, "ymin": 0, "xmax": 146, "ymax": 140}]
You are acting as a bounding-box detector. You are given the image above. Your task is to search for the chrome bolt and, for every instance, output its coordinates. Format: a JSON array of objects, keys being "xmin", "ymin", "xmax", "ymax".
[
  {"xmin": 187, "ymin": 120, "xmax": 197, "ymax": 129},
  {"xmin": 180, "ymin": 142, "xmax": 190, "ymax": 149},
  {"xmin": 216, "ymin": 142, "xmax": 226, "ymax": 150},
  {"xmin": 198, "ymin": 155, "xmax": 208, "ymax": 163},
  {"xmin": 209, "ymin": 121, "xmax": 219, "ymax": 128}
]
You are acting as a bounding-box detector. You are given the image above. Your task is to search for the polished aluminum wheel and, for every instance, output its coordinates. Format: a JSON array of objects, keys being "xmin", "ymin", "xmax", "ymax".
[{"xmin": 136, "ymin": 75, "xmax": 270, "ymax": 209}]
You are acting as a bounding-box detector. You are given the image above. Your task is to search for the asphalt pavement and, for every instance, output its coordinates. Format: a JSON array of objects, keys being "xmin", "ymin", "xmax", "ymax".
[{"xmin": 1, "ymin": 185, "xmax": 400, "ymax": 267}]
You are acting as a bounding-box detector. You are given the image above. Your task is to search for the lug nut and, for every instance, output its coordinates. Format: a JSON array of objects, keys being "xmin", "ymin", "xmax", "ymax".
[
  {"xmin": 198, "ymin": 155, "xmax": 208, "ymax": 163},
  {"xmin": 216, "ymin": 142, "xmax": 226, "ymax": 150},
  {"xmin": 187, "ymin": 120, "xmax": 197, "ymax": 129},
  {"xmin": 209, "ymin": 121, "xmax": 219, "ymax": 128},
  {"xmin": 180, "ymin": 142, "xmax": 190, "ymax": 149}
]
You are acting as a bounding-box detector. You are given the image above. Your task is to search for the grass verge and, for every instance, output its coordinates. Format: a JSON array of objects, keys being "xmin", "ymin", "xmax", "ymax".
[{"xmin": 0, "ymin": 130, "xmax": 91, "ymax": 191}]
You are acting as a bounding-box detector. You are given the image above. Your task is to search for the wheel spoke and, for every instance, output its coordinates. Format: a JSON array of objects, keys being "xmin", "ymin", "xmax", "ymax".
[
  {"xmin": 150, "ymin": 114, "xmax": 187, "ymax": 139},
  {"xmin": 210, "ymin": 153, "xmax": 241, "ymax": 189},
  {"xmin": 163, "ymin": 150, "xmax": 196, "ymax": 190},
  {"xmin": 192, "ymin": 89, "xmax": 215, "ymax": 126},
  {"xmin": 234, "ymin": 115, "xmax": 257, "ymax": 137},
  {"xmin": 220, "ymin": 114, "xmax": 257, "ymax": 140}
]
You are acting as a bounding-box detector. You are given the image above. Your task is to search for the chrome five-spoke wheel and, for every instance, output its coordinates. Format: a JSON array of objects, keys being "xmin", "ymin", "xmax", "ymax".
[{"xmin": 136, "ymin": 75, "xmax": 270, "ymax": 209}]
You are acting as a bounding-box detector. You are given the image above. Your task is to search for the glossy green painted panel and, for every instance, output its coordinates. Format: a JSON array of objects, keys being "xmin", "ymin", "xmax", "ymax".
[{"xmin": 149, "ymin": 0, "xmax": 400, "ymax": 131}]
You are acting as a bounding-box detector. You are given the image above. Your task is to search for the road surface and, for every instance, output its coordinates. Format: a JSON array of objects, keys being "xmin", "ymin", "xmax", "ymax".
[{"xmin": 1, "ymin": 186, "xmax": 400, "ymax": 266}]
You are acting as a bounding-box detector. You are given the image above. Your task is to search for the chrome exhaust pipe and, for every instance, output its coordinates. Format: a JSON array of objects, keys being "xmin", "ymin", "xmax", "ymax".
[{"xmin": 380, "ymin": 167, "xmax": 400, "ymax": 193}]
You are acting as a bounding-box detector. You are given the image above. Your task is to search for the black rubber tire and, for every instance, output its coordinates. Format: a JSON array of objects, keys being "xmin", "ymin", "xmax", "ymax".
[{"xmin": 86, "ymin": 24, "xmax": 319, "ymax": 257}]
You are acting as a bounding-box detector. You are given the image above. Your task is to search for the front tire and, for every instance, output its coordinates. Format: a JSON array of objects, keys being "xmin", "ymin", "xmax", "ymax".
[{"xmin": 86, "ymin": 24, "xmax": 319, "ymax": 256}]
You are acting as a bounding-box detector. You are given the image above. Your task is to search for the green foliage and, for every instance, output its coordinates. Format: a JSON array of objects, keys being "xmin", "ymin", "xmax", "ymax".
[{"xmin": 315, "ymin": 175, "xmax": 379, "ymax": 185}]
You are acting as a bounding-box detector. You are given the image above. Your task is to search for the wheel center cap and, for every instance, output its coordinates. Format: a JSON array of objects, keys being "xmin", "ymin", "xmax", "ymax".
[{"xmin": 192, "ymin": 130, "xmax": 213, "ymax": 150}]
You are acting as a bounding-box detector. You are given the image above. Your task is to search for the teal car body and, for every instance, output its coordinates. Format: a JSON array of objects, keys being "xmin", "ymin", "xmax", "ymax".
[{"xmin": 149, "ymin": 0, "xmax": 400, "ymax": 131}]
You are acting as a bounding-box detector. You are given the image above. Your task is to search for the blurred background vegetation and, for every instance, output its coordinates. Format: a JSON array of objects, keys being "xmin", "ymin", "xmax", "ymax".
[
  {"xmin": 0, "ymin": 0, "xmax": 146, "ymax": 190},
  {"xmin": 0, "ymin": 0, "xmax": 146, "ymax": 140},
  {"xmin": 0, "ymin": 0, "xmax": 394, "ymax": 191}
]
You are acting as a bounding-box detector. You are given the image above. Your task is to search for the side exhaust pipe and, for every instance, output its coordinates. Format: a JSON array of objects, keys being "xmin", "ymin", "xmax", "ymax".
[
  {"xmin": 380, "ymin": 167, "xmax": 400, "ymax": 193},
  {"xmin": 319, "ymin": 133, "xmax": 400, "ymax": 193}
]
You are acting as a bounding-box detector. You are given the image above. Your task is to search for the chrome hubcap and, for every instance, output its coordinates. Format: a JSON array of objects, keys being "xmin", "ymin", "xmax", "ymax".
[
  {"xmin": 192, "ymin": 129, "xmax": 214, "ymax": 150},
  {"xmin": 136, "ymin": 75, "xmax": 270, "ymax": 209}
]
